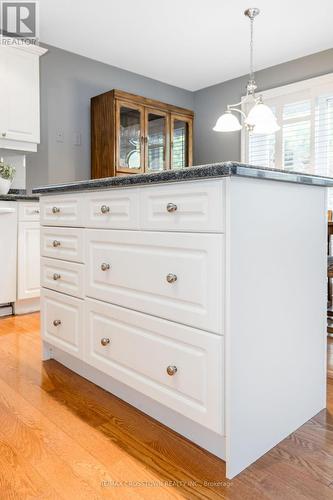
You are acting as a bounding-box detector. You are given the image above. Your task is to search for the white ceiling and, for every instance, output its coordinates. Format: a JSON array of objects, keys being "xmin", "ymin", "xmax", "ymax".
[{"xmin": 40, "ymin": 0, "xmax": 333, "ymax": 91}]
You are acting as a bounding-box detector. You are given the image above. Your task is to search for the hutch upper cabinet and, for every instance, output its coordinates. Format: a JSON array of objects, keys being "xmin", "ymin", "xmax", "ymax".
[{"xmin": 91, "ymin": 90, "xmax": 193, "ymax": 178}]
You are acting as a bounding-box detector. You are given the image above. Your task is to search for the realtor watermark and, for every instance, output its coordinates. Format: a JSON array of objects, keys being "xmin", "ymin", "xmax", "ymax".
[{"xmin": 0, "ymin": 1, "xmax": 39, "ymax": 46}]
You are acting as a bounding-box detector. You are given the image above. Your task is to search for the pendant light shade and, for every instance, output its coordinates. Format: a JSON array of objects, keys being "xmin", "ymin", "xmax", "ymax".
[
  {"xmin": 245, "ymin": 103, "xmax": 280, "ymax": 134},
  {"xmin": 213, "ymin": 112, "xmax": 242, "ymax": 132},
  {"xmin": 212, "ymin": 8, "xmax": 280, "ymax": 135}
]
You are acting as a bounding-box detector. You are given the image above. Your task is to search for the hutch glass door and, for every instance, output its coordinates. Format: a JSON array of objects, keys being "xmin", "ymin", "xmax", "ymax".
[
  {"xmin": 116, "ymin": 101, "xmax": 144, "ymax": 173},
  {"xmin": 145, "ymin": 110, "xmax": 169, "ymax": 172}
]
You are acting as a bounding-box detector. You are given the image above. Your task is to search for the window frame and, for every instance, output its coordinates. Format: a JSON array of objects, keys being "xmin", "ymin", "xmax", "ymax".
[{"xmin": 241, "ymin": 73, "xmax": 333, "ymax": 174}]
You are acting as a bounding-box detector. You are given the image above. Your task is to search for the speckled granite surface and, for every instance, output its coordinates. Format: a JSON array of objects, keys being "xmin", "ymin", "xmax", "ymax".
[
  {"xmin": 32, "ymin": 162, "xmax": 333, "ymax": 195},
  {"xmin": 0, "ymin": 190, "xmax": 39, "ymax": 201}
]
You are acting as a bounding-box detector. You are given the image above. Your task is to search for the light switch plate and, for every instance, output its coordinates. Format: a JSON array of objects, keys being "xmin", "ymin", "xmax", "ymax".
[{"xmin": 56, "ymin": 130, "xmax": 64, "ymax": 143}]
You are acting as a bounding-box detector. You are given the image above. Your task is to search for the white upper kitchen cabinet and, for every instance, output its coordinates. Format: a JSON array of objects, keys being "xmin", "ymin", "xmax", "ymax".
[{"xmin": 0, "ymin": 44, "xmax": 47, "ymax": 152}]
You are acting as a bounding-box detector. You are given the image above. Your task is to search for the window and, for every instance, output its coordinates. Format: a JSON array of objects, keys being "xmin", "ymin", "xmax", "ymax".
[{"xmin": 242, "ymin": 74, "xmax": 333, "ymax": 206}]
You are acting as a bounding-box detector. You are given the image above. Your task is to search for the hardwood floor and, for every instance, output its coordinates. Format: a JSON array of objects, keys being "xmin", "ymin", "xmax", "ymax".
[{"xmin": 1, "ymin": 314, "xmax": 333, "ymax": 499}]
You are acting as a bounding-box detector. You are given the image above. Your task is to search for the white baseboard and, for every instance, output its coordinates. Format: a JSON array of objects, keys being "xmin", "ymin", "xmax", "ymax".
[{"xmin": 14, "ymin": 297, "xmax": 40, "ymax": 315}]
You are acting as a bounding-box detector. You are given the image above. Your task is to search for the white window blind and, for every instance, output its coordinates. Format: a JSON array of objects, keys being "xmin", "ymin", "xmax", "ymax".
[{"xmin": 242, "ymin": 74, "xmax": 333, "ymax": 207}]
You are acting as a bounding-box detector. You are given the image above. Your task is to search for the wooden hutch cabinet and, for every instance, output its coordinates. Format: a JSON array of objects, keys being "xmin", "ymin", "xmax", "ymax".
[{"xmin": 91, "ymin": 89, "xmax": 194, "ymax": 178}]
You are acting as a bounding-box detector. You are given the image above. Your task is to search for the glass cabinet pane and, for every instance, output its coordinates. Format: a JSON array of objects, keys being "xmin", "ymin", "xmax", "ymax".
[
  {"xmin": 172, "ymin": 119, "xmax": 189, "ymax": 169},
  {"xmin": 119, "ymin": 106, "xmax": 142, "ymax": 169},
  {"xmin": 147, "ymin": 113, "xmax": 167, "ymax": 172}
]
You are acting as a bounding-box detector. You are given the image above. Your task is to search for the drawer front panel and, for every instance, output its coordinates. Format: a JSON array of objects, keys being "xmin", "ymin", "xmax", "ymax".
[
  {"xmin": 41, "ymin": 227, "xmax": 84, "ymax": 263},
  {"xmin": 41, "ymin": 257, "xmax": 84, "ymax": 298},
  {"xmin": 85, "ymin": 299, "xmax": 224, "ymax": 433},
  {"xmin": 41, "ymin": 288, "xmax": 84, "ymax": 358},
  {"xmin": 40, "ymin": 195, "xmax": 85, "ymax": 227},
  {"xmin": 18, "ymin": 202, "xmax": 40, "ymax": 221},
  {"xmin": 86, "ymin": 189, "xmax": 139, "ymax": 229},
  {"xmin": 140, "ymin": 180, "xmax": 225, "ymax": 232},
  {"xmin": 86, "ymin": 230, "xmax": 223, "ymax": 333}
]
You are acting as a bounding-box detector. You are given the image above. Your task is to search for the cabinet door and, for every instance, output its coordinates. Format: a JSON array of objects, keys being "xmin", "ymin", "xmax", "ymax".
[
  {"xmin": 145, "ymin": 109, "xmax": 169, "ymax": 172},
  {"xmin": 0, "ymin": 46, "xmax": 39, "ymax": 143},
  {"xmin": 18, "ymin": 221, "xmax": 40, "ymax": 300},
  {"xmin": 0, "ymin": 202, "xmax": 17, "ymax": 303},
  {"xmin": 170, "ymin": 114, "xmax": 193, "ymax": 169},
  {"xmin": 115, "ymin": 100, "xmax": 144, "ymax": 174}
]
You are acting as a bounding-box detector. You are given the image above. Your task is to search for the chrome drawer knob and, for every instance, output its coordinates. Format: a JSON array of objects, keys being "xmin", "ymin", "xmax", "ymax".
[
  {"xmin": 53, "ymin": 273, "xmax": 61, "ymax": 281},
  {"xmin": 1, "ymin": 132, "xmax": 6, "ymax": 137},
  {"xmin": 53, "ymin": 319, "xmax": 61, "ymax": 327},
  {"xmin": 166, "ymin": 273, "xmax": 177, "ymax": 283},
  {"xmin": 100, "ymin": 205, "xmax": 110, "ymax": 214},
  {"xmin": 52, "ymin": 240, "xmax": 61, "ymax": 247},
  {"xmin": 166, "ymin": 365, "xmax": 177, "ymax": 376},
  {"xmin": 166, "ymin": 203, "xmax": 177, "ymax": 213},
  {"xmin": 101, "ymin": 263, "xmax": 110, "ymax": 271},
  {"xmin": 52, "ymin": 206, "xmax": 60, "ymax": 213},
  {"xmin": 34, "ymin": 209, "xmax": 40, "ymax": 214},
  {"xmin": 101, "ymin": 337, "xmax": 110, "ymax": 346}
]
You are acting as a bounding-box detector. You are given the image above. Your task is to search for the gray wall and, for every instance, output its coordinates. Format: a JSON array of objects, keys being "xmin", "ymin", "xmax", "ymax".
[
  {"xmin": 26, "ymin": 44, "xmax": 194, "ymax": 191},
  {"xmin": 194, "ymin": 49, "xmax": 333, "ymax": 165},
  {"xmin": 26, "ymin": 46, "xmax": 333, "ymax": 190}
]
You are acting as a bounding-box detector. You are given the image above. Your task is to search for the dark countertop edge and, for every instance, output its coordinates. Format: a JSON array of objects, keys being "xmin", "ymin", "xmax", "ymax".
[
  {"xmin": 0, "ymin": 194, "xmax": 39, "ymax": 201},
  {"xmin": 32, "ymin": 162, "xmax": 333, "ymax": 195}
]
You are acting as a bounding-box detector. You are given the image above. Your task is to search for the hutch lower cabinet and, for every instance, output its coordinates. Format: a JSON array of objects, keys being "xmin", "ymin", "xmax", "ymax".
[{"xmin": 91, "ymin": 89, "xmax": 193, "ymax": 179}]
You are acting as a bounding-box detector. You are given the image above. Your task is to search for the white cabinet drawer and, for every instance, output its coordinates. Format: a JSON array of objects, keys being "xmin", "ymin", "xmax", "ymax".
[
  {"xmin": 41, "ymin": 288, "xmax": 84, "ymax": 358},
  {"xmin": 41, "ymin": 227, "xmax": 84, "ymax": 263},
  {"xmin": 86, "ymin": 230, "xmax": 223, "ymax": 333},
  {"xmin": 85, "ymin": 189, "xmax": 139, "ymax": 229},
  {"xmin": 41, "ymin": 257, "xmax": 84, "ymax": 299},
  {"xmin": 85, "ymin": 299, "xmax": 224, "ymax": 433},
  {"xmin": 18, "ymin": 202, "xmax": 40, "ymax": 221},
  {"xmin": 40, "ymin": 195, "xmax": 85, "ymax": 227},
  {"xmin": 140, "ymin": 180, "xmax": 225, "ymax": 232}
]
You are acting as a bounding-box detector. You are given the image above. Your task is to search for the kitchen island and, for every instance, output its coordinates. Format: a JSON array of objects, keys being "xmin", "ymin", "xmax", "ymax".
[{"xmin": 33, "ymin": 162, "xmax": 333, "ymax": 478}]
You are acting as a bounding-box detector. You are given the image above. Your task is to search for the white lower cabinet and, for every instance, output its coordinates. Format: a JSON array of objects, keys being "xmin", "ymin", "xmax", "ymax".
[
  {"xmin": 41, "ymin": 288, "xmax": 84, "ymax": 358},
  {"xmin": 40, "ymin": 181, "xmax": 228, "ymax": 472},
  {"xmin": 39, "ymin": 178, "xmax": 328, "ymax": 479},
  {"xmin": 86, "ymin": 229, "xmax": 224, "ymax": 333},
  {"xmin": 85, "ymin": 298, "xmax": 224, "ymax": 433},
  {"xmin": 17, "ymin": 221, "xmax": 40, "ymax": 300}
]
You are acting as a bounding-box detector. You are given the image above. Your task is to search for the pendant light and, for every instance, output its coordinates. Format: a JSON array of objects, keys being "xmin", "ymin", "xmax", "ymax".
[{"xmin": 213, "ymin": 8, "xmax": 280, "ymax": 135}]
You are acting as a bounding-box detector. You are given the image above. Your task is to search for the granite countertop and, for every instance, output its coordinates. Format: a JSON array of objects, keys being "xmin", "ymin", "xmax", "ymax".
[
  {"xmin": 0, "ymin": 189, "xmax": 39, "ymax": 201},
  {"xmin": 32, "ymin": 162, "xmax": 333, "ymax": 195}
]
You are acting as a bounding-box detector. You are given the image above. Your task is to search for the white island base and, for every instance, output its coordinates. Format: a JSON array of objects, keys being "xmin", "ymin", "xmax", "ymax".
[{"xmin": 39, "ymin": 175, "xmax": 327, "ymax": 479}]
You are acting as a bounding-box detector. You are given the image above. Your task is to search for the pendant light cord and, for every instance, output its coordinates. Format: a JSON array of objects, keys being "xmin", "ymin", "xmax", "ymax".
[{"xmin": 250, "ymin": 16, "xmax": 254, "ymax": 82}]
